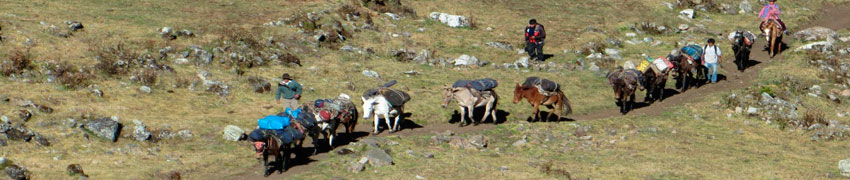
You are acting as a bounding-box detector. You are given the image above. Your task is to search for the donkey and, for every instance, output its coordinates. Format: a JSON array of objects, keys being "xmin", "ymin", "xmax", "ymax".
[
  {"xmin": 670, "ymin": 54, "xmax": 696, "ymax": 92},
  {"xmin": 310, "ymin": 96, "xmax": 358, "ymax": 148},
  {"xmin": 441, "ymin": 87, "xmax": 498, "ymax": 126},
  {"xmin": 607, "ymin": 68, "xmax": 642, "ymax": 114},
  {"xmin": 255, "ymin": 132, "xmax": 293, "ymax": 177},
  {"xmin": 512, "ymin": 84, "xmax": 572, "ymax": 122},
  {"xmin": 643, "ymin": 67, "xmax": 668, "ymax": 103},
  {"xmin": 731, "ymin": 30, "xmax": 753, "ymax": 72},
  {"xmin": 362, "ymin": 95, "xmax": 404, "ymax": 134},
  {"xmin": 763, "ymin": 20, "xmax": 783, "ymax": 58}
]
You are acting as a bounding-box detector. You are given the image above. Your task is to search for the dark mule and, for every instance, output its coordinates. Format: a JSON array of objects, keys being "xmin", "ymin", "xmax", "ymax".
[
  {"xmin": 669, "ymin": 54, "xmax": 696, "ymax": 92},
  {"xmin": 512, "ymin": 83, "xmax": 572, "ymax": 121},
  {"xmin": 642, "ymin": 67, "xmax": 668, "ymax": 103},
  {"xmin": 763, "ymin": 19, "xmax": 783, "ymax": 58},
  {"xmin": 257, "ymin": 136, "xmax": 293, "ymax": 177},
  {"xmin": 731, "ymin": 30, "xmax": 753, "ymax": 72},
  {"xmin": 607, "ymin": 67, "xmax": 642, "ymax": 114}
]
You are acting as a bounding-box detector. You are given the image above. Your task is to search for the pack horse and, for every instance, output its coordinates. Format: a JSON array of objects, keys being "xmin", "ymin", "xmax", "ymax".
[
  {"xmin": 442, "ymin": 78, "xmax": 499, "ymax": 126},
  {"xmin": 362, "ymin": 81, "xmax": 411, "ymax": 134}
]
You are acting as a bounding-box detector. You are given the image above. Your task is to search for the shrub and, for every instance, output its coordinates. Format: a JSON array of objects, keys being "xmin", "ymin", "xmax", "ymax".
[
  {"xmin": 93, "ymin": 43, "xmax": 138, "ymax": 76},
  {"xmin": 131, "ymin": 68, "xmax": 158, "ymax": 86},
  {"xmin": 46, "ymin": 61, "xmax": 93, "ymax": 89},
  {"xmin": 802, "ymin": 110, "xmax": 827, "ymax": 127},
  {"xmin": 1, "ymin": 48, "xmax": 34, "ymax": 76}
]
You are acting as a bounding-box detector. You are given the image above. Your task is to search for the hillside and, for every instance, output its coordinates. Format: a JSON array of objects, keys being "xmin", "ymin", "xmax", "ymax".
[{"xmin": 1, "ymin": 0, "xmax": 850, "ymax": 179}]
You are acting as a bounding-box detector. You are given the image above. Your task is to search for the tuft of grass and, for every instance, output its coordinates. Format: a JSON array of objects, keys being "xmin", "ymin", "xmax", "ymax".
[{"xmin": 1, "ymin": 47, "xmax": 34, "ymax": 76}]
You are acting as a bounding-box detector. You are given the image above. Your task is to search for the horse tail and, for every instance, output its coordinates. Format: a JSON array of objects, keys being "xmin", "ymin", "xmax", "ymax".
[{"xmin": 559, "ymin": 91, "xmax": 572, "ymax": 116}]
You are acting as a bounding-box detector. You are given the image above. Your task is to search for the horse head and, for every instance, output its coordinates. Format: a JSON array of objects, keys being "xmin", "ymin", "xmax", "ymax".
[
  {"xmin": 512, "ymin": 83, "xmax": 527, "ymax": 104},
  {"xmin": 361, "ymin": 96, "xmax": 376, "ymax": 118},
  {"xmin": 440, "ymin": 86, "xmax": 457, "ymax": 108}
]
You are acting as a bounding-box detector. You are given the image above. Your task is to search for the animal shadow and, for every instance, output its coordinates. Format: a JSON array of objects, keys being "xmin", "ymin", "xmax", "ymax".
[
  {"xmin": 525, "ymin": 111, "xmax": 575, "ymax": 123},
  {"xmin": 449, "ymin": 109, "xmax": 510, "ymax": 125}
]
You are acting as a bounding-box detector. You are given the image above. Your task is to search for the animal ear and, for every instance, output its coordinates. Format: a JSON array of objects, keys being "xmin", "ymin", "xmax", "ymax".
[{"xmin": 516, "ymin": 83, "xmax": 520, "ymax": 87}]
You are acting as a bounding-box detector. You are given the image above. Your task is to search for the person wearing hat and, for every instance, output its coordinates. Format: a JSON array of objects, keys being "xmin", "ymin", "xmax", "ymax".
[
  {"xmin": 525, "ymin": 18, "xmax": 546, "ymax": 61},
  {"xmin": 276, "ymin": 73, "xmax": 303, "ymax": 110},
  {"xmin": 758, "ymin": 0, "xmax": 786, "ymax": 35},
  {"xmin": 702, "ymin": 38, "xmax": 722, "ymax": 83}
]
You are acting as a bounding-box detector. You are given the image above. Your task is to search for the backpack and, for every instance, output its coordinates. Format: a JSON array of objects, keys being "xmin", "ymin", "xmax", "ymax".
[
  {"xmin": 257, "ymin": 115, "xmax": 290, "ymax": 130},
  {"xmin": 703, "ymin": 45, "xmax": 719, "ymax": 61}
]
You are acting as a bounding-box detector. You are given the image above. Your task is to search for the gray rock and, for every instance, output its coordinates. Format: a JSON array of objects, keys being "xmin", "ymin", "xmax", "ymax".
[
  {"xmin": 429, "ymin": 12, "xmax": 470, "ymax": 28},
  {"xmin": 365, "ymin": 149, "xmax": 393, "ymax": 167},
  {"xmin": 177, "ymin": 129, "xmax": 193, "ymax": 139},
  {"xmin": 794, "ymin": 41, "xmax": 833, "ymax": 52},
  {"xmin": 739, "ymin": 0, "xmax": 753, "ymax": 14},
  {"xmin": 811, "ymin": 85, "xmax": 823, "ymax": 95},
  {"xmin": 681, "ymin": 9, "xmax": 695, "ymax": 19},
  {"xmin": 384, "ymin": 13, "xmax": 400, "ymax": 20},
  {"xmin": 4, "ymin": 164, "xmax": 31, "ymax": 180},
  {"xmin": 349, "ymin": 157, "xmax": 367, "ymax": 173},
  {"xmin": 222, "ymin": 125, "xmax": 245, "ymax": 141},
  {"xmin": 176, "ymin": 29, "xmax": 194, "ymax": 37},
  {"xmin": 747, "ymin": 106, "xmax": 759, "ymax": 115},
  {"xmin": 486, "ymin": 42, "xmax": 514, "ymax": 51},
  {"xmin": 132, "ymin": 120, "xmax": 151, "ymax": 142},
  {"xmin": 512, "ymin": 139, "xmax": 527, "ymax": 147},
  {"xmin": 840, "ymin": 159, "xmax": 850, "ymax": 177},
  {"xmin": 139, "ymin": 86, "xmax": 152, "ymax": 94},
  {"xmin": 794, "ymin": 27, "xmax": 838, "ymax": 42},
  {"xmin": 0, "ymin": 116, "xmax": 8, "ymax": 124},
  {"xmin": 83, "ymin": 117, "xmax": 123, "ymax": 142},
  {"xmin": 720, "ymin": 3, "xmax": 738, "ymax": 15},
  {"xmin": 589, "ymin": 62, "xmax": 600, "ymax": 72},
  {"xmin": 515, "ymin": 57, "xmax": 530, "ymax": 68},
  {"xmin": 423, "ymin": 152, "xmax": 435, "ymax": 158},
  {"xmin": 454, "ymin": 55, "xmax": 479, "ymax": 66},
  {"xmin": 679, "ymin": 24, "xmax": 690, "ymax": 31},
  {"xmin": 412, "ymin": 50, "xmax": 430, "ymax": 65},
  {"xmin": 663, "ymin": 2, "xmax": 674, "ymax": 9},
  {"xmin": 65, "ymin": 21, "xmax": 84, "ymax": 32},
  {"xmin": 604, "ymin": 48, "xmax": 621, "ymax": 60},
  {"xmin": 500, "ymin": 166, "xmax": 509, "ymax": 172},
  {"xmin": 362, "ymin": 70, "xmax": 380, "ymax": 78},
  {"xmin": 205, "ymin": 81, "xmax": 230, "ymax": 97}
]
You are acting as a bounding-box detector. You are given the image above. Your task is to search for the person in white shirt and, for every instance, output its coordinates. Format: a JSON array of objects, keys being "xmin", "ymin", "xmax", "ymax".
[{"xmin": 702, "ymin": 39, "xmax": 722, "ymax": 83}]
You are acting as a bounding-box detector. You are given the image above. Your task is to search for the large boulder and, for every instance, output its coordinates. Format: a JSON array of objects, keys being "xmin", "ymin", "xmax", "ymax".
[
  {"xmin": 738, "ymin": 0, "xmax": 753, "ymax": 14},
  {"xmin": 4, "ymin": 164, "xmax": 31, "ymax": 180},
  {"xmin": 794, "ymin": 27, "xmax": 838, "ymax": 42},
  {"xmin": 222, "ymin": 125, "xmax": 245, "ymax": 141},
  {"xmin": 841, "ymin": 159, "xmax": 850, "ymax": 177},
  {"xmin": 365, "ymin": 148, "xmax": 393, "ymax": 167},
  {"xmin": 83, "ymin": 117, "xmax": 123, "ymax": 142},
  {"xmin": 429, "ymin": 12, "xmax": 470, "ymax": 28}
]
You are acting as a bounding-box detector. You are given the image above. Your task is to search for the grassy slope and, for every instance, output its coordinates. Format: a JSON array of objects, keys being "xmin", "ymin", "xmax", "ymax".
[{"xmin": 0, "ymin": 0, "xmax": 848, "ymax": 179}]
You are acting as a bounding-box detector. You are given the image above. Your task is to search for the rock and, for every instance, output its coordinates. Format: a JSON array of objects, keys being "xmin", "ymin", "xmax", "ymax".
[
  {"xmin": 139, "ymin": 86, "xmax": 152, "ymax": 94},
  {"xmin": 384, "ymin": 13, "xmax": 400, "ymax": 20},
  {"xmin": 67, "ymin": 164, "xmax": 85, "ymax": 177},
  {"xmin": 604, "ymin": 48, "xmax": 621, "ymax": 60},
  {"xmin": 413, "ymin": 49, "xmax": 431, "ymax": 64},
  {"xmin": 32, "ymin": 133, "xmax": 49, "ymax": 146},
  {"xmin": 720, "ymin": 3, "xmax": 738, "ymax": 15},
  {"xmin": 336, "ymin": 148, "xmax": 355, "ymax": 155},
  {"xmin": 678, "ymin": 24, "xmax": 690, "ymax": 31},
  {"xmin": 588, "ymin": 62, "xmax": 600, "ymax": 72},
  {"xmin": 247, "ymin": 77, "xmax": 271, "ymax": 93},
  {"xmin": 680, "ymin": 9, "xmax": 695, "ymax": 19},
  {"xmin": 362, "ymin": 70, "xmax": 380, "ymax": 78},
  {"xmin": 0, "ymin": 116, "xmax": 8, "ymax": 124},
  {"xmin": 83, "ymin": 117, "xmax": 123, "ymax": 142},
  {"xmin": 794, "ymin": 41, "xmax": 833, "ymax": 52},
  {"xmin": 177, "ymin": 129, "xmax": 193, "ymax": 139},
  {"xmin": 454, "ymin": 55, "xmax": 479, "ymax": 66},
  {"xmin": 174, "ymin": 58, "xmax": 189, "ymax": 65},
  {"xmin": 16, "ymin": 110, "xmax": 31, "ymax": 122},
  {"xmin": 747, "ymin": 106, "xmax": 759, "ymax": 115},
  {"xmin": 423, "ymin": 152, "xmax": 435, "ymax": 158},
  {"xmin": 663, "ymin": 2, "xmax": 674, "ymax": 9},
  {"xmin": 4, "ymin": 165, "xmax": 30, "ymax": 180},
  {"xmin": 429, "ymin": 12, "xmax": 470, "ymax": 28},
  {"xmin": 794, "ymin": 27, "xmax": 838, "ymax": 42},
  {"xmin": 840, "ymin": 90, "xmax": 850, "ymax": 97},
  {"xmin": 64, "ymin": 21, "xmax": 84, "ymax": 32},
  {"xmin": 365, "ymin": 149, "xmax": 393, "ymax": 167},
  {"xmin": 840, "ymin": 159, "xmax": 850, "ymax": 177},
  {"xmin": 605, "ymin": 38, "xmax": 624, "ymax": 48},
  {"xmin": 158, "ymin": 27, "xmax": 175, "ymax": 40},
  {"xmin": 811, "ymin": 85, "xmax": 823, "ymax": 95},
  {"xmin": 222, "ymin": 125, "xmax": 245, "ymax": 141},
  {"xmin": 175, "ymin": 29, "xmax": 194, "ymax": 37},
  {"xmin": 625, "ymin": 33, "xmax": 637, "ymax": 37},
  {"xmin": 512, "ymin": 139, "xmax": 527, "ymax": 147},
  {"xmin": 739, "ymin": 0, "xmax": 753, "ymax": 14},
  {"xmin": 205, "ymin": 81, "xmax": 230, "ymax": 97},
  {"xmin": 349, "ymin": 157, "xmax": 367, "ymax": 173},
  {"xmin": 515, "ymin": 57, "xmax": 530, "ymax": 68},
  {"xmin": 416, "ymin": 175, "xmax": 426, "ymax": 179},
  {"xmin": 485, "ymin": 42, "xmax": 514, "ymax": 51},
  {"xmin": 132, "ymin": 120, "xmax": 151, "ymax": 142},
  {"xmin": 735, "ymin": 106, "xmax": 743, "ymax": 114}
]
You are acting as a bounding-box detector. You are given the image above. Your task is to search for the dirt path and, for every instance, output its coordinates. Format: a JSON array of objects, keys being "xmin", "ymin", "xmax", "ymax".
[{"xmin": 230, "ymin": 4, "xmax": 850, "ymax": 179}]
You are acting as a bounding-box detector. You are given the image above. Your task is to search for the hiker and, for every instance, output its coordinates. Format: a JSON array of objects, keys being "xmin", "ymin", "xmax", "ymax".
[
  {"xmin": 758, "ymin": 0, "xmax": 786, "ymax": 35},
  {"xmin": 276, "ymin": 73, "xmax": 303, "ymax": 110},
  {"xmin": 702, "ymin": 38, "xmax": 722, "ymax": 83},
  {"xmin": 525, "ymin": 19, "xmax": 546, "ymax": 61}
]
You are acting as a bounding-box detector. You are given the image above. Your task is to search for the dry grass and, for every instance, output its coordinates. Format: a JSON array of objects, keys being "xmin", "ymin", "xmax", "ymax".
[{"xmin": 1, "ymin": 47, "xmax": 33, "ymax": 76}]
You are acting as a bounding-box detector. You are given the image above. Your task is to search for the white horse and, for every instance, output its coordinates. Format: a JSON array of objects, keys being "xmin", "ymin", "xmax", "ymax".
[
  {"xmin": 362, "ymin": 95, "xmax": 403, "ymax": 134},
  {"xmin": 441, "ymin": 87, "xmax": 498, "ymax": 126}
]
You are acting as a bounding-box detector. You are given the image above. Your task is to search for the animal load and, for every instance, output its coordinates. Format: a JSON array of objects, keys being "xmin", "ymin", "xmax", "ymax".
[
  {"xmin": 249, "ymin": 108, "xmax": 317, "ymax": 145},
  {"xmin": 522, "ymin": 77, "xmax": 560, "ymax": 93},
  {"xmin": 363, "ymin": 88, "xmax": 410, "ymax": 106},
  {"xmin": 680, "ymin": 45, "xmax": 704, "ymax": 63},
  {"xmin": 452, "ymin": 78, "xmax": 499, "ymax": 91}
]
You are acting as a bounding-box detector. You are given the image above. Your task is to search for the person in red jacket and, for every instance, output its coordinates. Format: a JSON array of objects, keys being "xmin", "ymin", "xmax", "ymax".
[{"xmin": 525, "ymin": 19, "xmax": 546, "ymax": 61}]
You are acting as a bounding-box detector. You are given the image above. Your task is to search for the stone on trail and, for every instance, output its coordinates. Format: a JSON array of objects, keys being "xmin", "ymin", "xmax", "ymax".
[
  {"xmin": 365, "ymin": 148, "xmax": 393, "ymax": 167},
  {"xmin": 83, "ymin": 117, "xmax": 123, "ymax": 142},
  {"xmin": 222, "ymin": 125, "xmax": 245, "ymax": 142}
]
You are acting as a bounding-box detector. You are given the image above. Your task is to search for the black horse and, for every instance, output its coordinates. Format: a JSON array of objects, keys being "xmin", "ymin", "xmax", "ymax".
[
  {"xmin": 731, "ymin": 30, "xmax": 753, "ymax": 72},
  {"xmin": 643, "ymin": 67, "xmax": 668, "ymax": 103}
]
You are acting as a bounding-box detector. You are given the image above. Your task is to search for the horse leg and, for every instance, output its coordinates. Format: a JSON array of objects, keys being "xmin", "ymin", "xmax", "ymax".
[
  {"xmin": 372, "ymin": 114, "xmax": 380, "ymax": 135},
  {"xmin": 532, "ymin": 103, "xmax": 541, "ymax": 122},
  {"xmin": 281, "ymin": 144, "xmax": 291, "ymax": 173},
  {"xmin": 384, "ymin": 111, "xmax": 394, "ymax": 133},
  {"xmin": 393, "ymin": 110, "xmax": 402, "ymax": 132},
  {"xmin": 480, "ymin": 103, "xmax": 492, "ymax": 125},
  {"xmin": 458, "ymin": 106, "xmax": 467, "ymax": 127},
  {"xmin": 467, "ymin": 105, "xmax": 475, "ymax": 126}
]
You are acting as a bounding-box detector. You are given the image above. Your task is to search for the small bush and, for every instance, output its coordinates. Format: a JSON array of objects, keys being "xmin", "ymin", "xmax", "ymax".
[
  {"xmin": 361, "ymin": 0, "xmax": 416, "ymax": 16},
  {"xmin": 58, "ymin": 69, "xmax": 94, "ymax": 89},
  {"xmin": 173, "ymin": 75, "xmax": 193, "ymax": 88},
  {"xmin": 802, "ymin": 110, "xmax": 827, "ymax": 127},
  {"xmin": 1, "ymin": 48, "xmax": 34, "ymax": 76},
  {"xmin": 93, "ymin": 43, "xmax": 138, "ymax": 76},
  {"xmin": 279, "ymin": 53, "xmax": 302, "ymax": 67},
  {"xmin": 131, "ymin": 68, "xmax": 158, "ymax": 86}
]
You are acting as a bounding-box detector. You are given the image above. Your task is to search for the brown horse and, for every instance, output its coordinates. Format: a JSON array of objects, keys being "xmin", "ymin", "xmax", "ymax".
[
  {"xmin": 512, "ymin": 84, "xmax": 572, "ymax": 121},
  {"xmin": 763, "ymin": 19, "xmax": 783, "ymax": 58}
]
